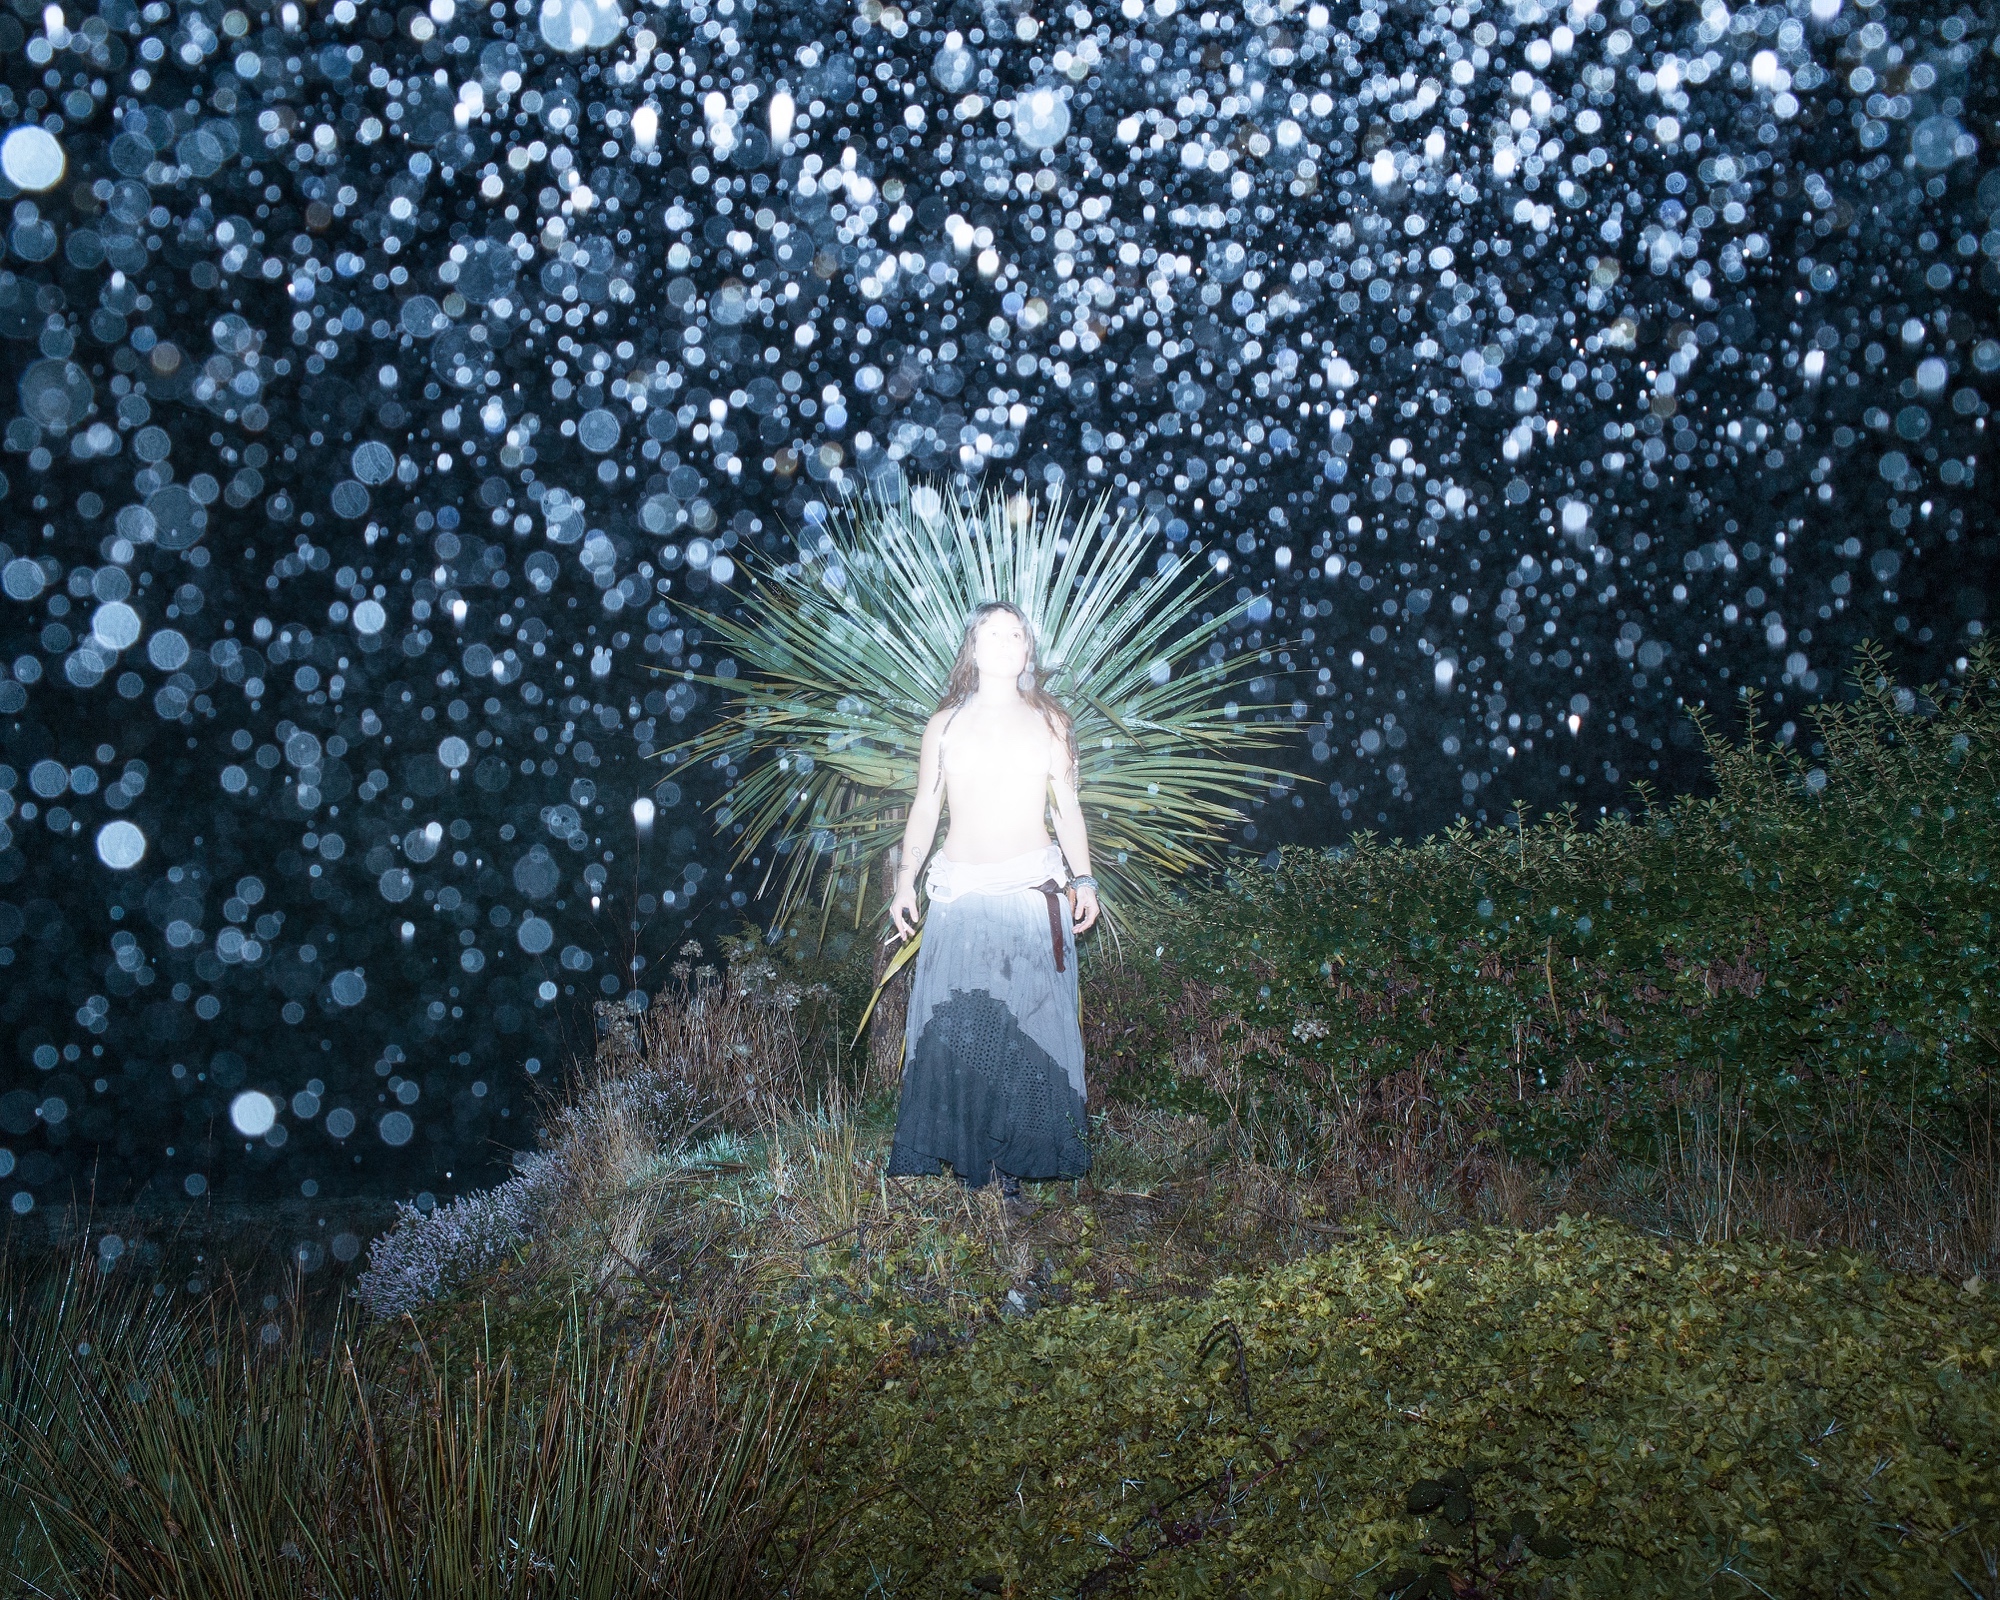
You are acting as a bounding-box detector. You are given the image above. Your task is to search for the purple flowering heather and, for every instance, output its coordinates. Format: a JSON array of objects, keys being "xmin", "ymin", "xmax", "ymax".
[
  {"xmin": 354, "ymin": 1151, "xmax": 568, "ymax": 1321},
  {"xmin": 354, "ymin": 1063, "xmax": 703, "ymax": 1319}
]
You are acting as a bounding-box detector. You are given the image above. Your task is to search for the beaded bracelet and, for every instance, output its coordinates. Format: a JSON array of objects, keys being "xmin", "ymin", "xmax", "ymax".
[{"xmin": 1071, "ymin": 874, "xmax": 1098, "ymax": 890}]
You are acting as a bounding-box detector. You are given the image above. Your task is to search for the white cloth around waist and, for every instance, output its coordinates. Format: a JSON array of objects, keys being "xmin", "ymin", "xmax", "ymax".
[{"xmin": 923, "ymin": 841, "xmax": 1067, "ymax": 903}]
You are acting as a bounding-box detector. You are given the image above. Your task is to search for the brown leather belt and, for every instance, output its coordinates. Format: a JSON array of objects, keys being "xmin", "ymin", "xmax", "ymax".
[{"xmin": 1034, "ymin": 879, "xmax": 1074, "ymax": 973}]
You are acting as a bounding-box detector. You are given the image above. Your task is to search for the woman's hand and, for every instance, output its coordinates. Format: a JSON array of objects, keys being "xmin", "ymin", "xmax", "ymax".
[
  {"xmin": 1071, "ymin": 883, "xmax": 1098, "ymax": 935},
  {"xmin": 888, "ymin": 882, "xmax": 920, "ymax": 941}
]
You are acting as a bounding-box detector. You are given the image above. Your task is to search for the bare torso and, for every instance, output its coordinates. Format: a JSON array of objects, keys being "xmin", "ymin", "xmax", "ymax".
[{"xmin": 934, "ymin": 700, "xmax": 1057, "ymax": 864}]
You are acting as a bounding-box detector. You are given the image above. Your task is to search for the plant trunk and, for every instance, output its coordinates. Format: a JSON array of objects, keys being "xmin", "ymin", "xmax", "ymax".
[{"xmin": 868, "ymin": 840, "xmax": 913, "ymax": 1099}]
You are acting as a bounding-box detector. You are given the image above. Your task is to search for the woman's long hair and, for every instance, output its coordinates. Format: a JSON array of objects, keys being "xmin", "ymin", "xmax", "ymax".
[{"xmin": 932, "ymin": 601, "xmax": 1080, "ymax": 790}]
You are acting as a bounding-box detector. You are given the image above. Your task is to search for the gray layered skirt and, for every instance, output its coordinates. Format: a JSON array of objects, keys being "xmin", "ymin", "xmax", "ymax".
[{"xmin": 886, "ymin": 842, "xmax": 1091, "ymax": 1189}]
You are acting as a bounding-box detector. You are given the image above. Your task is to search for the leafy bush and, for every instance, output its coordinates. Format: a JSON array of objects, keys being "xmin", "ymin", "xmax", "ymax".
[
  {"xmin": 790, "ymin": 1217, "xmax": 1999, "ymax": 1598},
  {"xmin": 1384, "ymin": 1461, "xmax": 1574, "ymax": 1599},
  {"xmin": 1090, "ymin": 641, "xmax": 2000, "ymax": 1186}
]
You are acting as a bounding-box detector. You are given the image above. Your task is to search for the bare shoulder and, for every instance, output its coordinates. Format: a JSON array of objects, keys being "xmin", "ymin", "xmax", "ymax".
[{"xmin": 924, "ymin": 705, "xmax": 967, "ymax": 761}]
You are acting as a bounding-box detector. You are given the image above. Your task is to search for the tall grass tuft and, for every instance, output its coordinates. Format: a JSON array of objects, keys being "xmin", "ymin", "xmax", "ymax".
[{"xmin": 0, "ymin": 1249, "xmax": 819, "ymax": 1598}]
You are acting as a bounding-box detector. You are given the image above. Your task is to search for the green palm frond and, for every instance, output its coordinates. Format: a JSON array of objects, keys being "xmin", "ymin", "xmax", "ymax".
[{"xmin": 651, "ymin": 481, "xmax": 1298, "ymax": 948}]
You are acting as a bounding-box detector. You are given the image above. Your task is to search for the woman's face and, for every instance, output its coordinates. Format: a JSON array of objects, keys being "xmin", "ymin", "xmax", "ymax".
[{"xmin": 971, "ymin": 611, "xmax": 1030, "ymax": 683}]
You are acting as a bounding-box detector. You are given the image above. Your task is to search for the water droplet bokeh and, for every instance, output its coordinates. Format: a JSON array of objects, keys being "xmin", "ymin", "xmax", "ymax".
[{"xmin": 0, "ymin": 0, "xmax": 1988, "ymax": 1218}]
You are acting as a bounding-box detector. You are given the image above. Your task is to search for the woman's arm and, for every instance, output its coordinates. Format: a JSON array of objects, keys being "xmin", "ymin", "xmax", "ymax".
[
  {"xmin": 1045, "ymin": 716, "xmax": 1093, "ymax": 882},
  {"xmin": 895, "ymin": 713, "xmax": 945, "ymax": 895}
]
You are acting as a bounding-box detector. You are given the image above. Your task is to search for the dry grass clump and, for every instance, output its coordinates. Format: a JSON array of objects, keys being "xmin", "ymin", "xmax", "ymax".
[
  {"xmin": 571, "ymin": 1084, "xmax": 1355, "ymax": 1333},
  {"xmin": 616, "ymin": 937, "xmax": 827, "ymax": 1111},
  {"xmin": 358, "ymin": 939, "xmax": 834, "ymax": 1321}
]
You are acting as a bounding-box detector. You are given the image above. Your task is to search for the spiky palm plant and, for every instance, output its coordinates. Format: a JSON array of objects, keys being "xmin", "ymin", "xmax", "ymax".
[{"xmin": 651, "ymin": 480, "xmax": 1298, "ymax": 951}]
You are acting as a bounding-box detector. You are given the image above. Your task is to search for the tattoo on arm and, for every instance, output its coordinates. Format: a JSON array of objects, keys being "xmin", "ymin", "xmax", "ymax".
[{"xmin": 930, "ymin": 708, "xmax": 957, "ymax": 800}]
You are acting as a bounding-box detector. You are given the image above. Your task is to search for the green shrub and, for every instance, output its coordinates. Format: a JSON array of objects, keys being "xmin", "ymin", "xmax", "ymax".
[
  {"xmin": 791, "ymin": 1216, "xmax": 1999, "ymax": 1598},
  {"xmin": 1088, "ymin": 640, "xmax": 2000, "ymax": 1177}
]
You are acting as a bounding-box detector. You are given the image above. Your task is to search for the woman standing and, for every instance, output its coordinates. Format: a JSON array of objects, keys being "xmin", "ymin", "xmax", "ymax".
[{"xmin": 883, "ymin": 602, "xmax": 1100, "ymax": 1201}]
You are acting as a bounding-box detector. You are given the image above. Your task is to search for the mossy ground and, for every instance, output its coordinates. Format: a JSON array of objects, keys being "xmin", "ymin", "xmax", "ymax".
[
  {"xmin": 404, "ymin": 1088, "xmax": 1999, "ymax": 1599},
  {"xmin": 785, "ymin": 1218, "xmax": 1998, "ymax": 1599}
]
